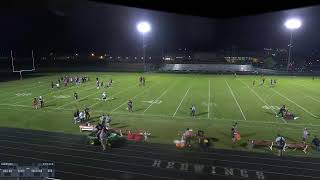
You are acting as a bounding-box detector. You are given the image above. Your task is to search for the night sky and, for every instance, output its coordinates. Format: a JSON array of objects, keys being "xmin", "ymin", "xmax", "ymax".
[{"xmin": 1, "ymin": 0, "xmax": 320, "ymax": 58}]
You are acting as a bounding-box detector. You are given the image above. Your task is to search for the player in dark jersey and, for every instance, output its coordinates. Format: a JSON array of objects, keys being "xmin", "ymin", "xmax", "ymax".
[
  {"xmin": 253, "ymin": 80, "xmax": 256, "ymax": 86},
  {"xmin": 74, "ymin": 92, "xmax": 78, "ymax": 100},
  {"xmin": 262, "ymin": 78, "xmax": 265, "ymax": 85},
  {"xmin": 277, "ymin": 105, "xmax": 286, "ymax": 117},
  {"xmin": 190, "ymin": 105, "xmax": 196, "ymax": 117},
  {"xmin": 51, "ymin": 82, "xmax": 54, "ymax": 89},
  {"xmin": 84, "ymin": 107, "xmax": 90, "ymax": 120},
  {"xmin": 128, "ymin": 100, "xmax": 133, "ymax": 112},
  {"xmin": 139, "ymin": 76, "xmax": 142, "ymax": 86},
  {"xmin": 142, "ymin": 77, "xmax": 145, "ymax": 86}
]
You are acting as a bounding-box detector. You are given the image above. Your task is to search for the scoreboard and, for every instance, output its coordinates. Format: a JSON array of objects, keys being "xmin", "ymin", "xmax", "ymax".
[{"xmin": 0, "ymin": 162, "xmax": 55, "ymax": 178}]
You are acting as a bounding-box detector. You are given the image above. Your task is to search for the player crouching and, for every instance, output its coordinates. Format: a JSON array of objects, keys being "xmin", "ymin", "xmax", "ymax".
[{"xmin": 277, "ymin": 105, "xmax": 298, "ymax": 120}]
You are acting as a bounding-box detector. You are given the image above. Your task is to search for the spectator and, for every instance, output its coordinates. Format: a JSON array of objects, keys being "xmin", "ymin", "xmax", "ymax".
[
  {"xmin": 99, "ymin": 127, "xmax": 108, "ymax": 151},
  {"xmin": 79, "ymin": 111, "xmax": 85, "ymax": 121},
  {"xmin": 312, "ymin": 136, "xmax": 320, "ymax": 151},
  {"xmin": 183, "ymin": 128, "xmax": 193, "ymax": 147},
  {"xmin": 275, "ymin": 134, "xmax": 286, "ymax": 157},
  {"xmin": 302, "ymin": 128, "xmax": 310, "ymax": 142},
  {"xmin": 73, "ymin": 112, "xmax": 79, "ymax": 124}
]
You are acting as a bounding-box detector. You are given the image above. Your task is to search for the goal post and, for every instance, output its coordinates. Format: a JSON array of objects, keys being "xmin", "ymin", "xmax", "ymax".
[{"xmin": 10, "ymin": 50, "xmax": 36, "ymax": 80}]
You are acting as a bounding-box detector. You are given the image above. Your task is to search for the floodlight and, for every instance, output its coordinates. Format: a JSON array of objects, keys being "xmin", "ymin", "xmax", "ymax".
[
  {"xmin": 137, "ymin": 22, "xmax": 151, "ymax": 34},
  {"xmin": 284, "ymin": 18, "xmax": 302, "ymax": 30}
]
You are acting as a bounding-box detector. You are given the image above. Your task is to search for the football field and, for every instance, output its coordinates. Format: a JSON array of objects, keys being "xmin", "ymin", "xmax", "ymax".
[{"xmin": 0, "ymin": 72, "xmax": 320, "ymax": 157}]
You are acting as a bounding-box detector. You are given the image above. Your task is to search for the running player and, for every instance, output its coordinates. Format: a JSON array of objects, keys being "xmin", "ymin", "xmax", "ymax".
[
  {"xmin": 108, "ymin": 79, "xmax": 112, "ymax": 87},
  {"xmin": 96, "ymin": 80, "xmax": 100, "ymax": 89},
  {"xmin": 262, "ymin": 78, "xmax": 265, "ymax": 85},
  {"xmin": 253, "ymin": 80, "xmax": 256, "ymax": 86},
  {"xmin": 128, "ymin": 100, "xmax": 133, "ymax": 112},
  {"xmin": 74, "ymin": 92, "xmax": 79, "ymax": 100},
  {"xmin": 102, "ymin": 92, "xmax": 107, "ymax": 101},
  {"xmin": 142, "ymin": 77, "xmax": 145, "ymax": 86},
  {"xmin": 51, "ymin": 82, "xmax": 54, "ymax": 89},
  {"xmin": 139, "ymin": 76, "xmax": 143, "ymax": 86},
  {"xmin": 270, "ymin": 79, "xmax": 273, "ymax": 86},
  {"xmin": 190, "ymin": 105, "xmax": 196, "ymax": 117}
]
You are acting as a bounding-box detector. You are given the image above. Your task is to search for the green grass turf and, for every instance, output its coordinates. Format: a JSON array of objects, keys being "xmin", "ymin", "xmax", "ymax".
[{"xmin": 1, "ymin": 72, "xmax": 320, "ymax": 157}]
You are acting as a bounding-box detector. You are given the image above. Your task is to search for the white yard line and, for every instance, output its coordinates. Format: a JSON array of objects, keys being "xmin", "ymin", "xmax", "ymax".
[
  {"xmin": 14, "ymin": 83, "xmax": 94, "ymax": 105},
  {"xmin": 225, "ymin": 80, "xmax": 247, "ymax": 121},
  {"xmin": 2, "ymin": 84, "xmax": 45, "ymax": 102},
  {"xmin": 172, "ymin": 87, "xmax": 190, "ymax": 117},
  {"xmin": 143, "ymin": 82, "xmax": 175, "ymax": 113},
  {"xmin": 307, "ymin": 96, "xmax": 320, "ymax": 103},
  {"xmin": 55, "ymin": 90, "xmax": 102, "ymax": 109},
  {"xmin": 208, "ymin": 79, "xmax": 210, "ymax": 119},
  {"xmin": 88, "ymin": 85, "xmax": 136, "ymax": 108},
  {"xmin": 238, "ymin": 79, "xmax": 287, "ymax": 123},
  {"xmin": 110, "ymin": 86, "xmax": 153, "ymax": 113},
  {"xmin": 45, "ymin": 86, "xmax": 97, "ymax": 104},
  {"xmin": 271, "ymin": 88, "xmax": 318, "ymax": 118}
]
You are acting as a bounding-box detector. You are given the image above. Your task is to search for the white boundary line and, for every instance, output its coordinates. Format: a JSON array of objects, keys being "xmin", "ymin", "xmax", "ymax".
[
  {"xmin": 225, "ymin": 80, "xmax": 247, "ymax": 121},
  {"xmin": 172, "ymin": 87, "xmax": 190, "ymax": 117},
  {"xmin": 143, "ymin": 82, "xmax": 176, "ymax": 113},
  {"xmin": 2, "ymin": 103, "xmax": 320, "ymax": 127},
  {"xmin": 3, "ymin": 128, "xmax": 320, "ymax": 162},
  {"xmin": 238, "ymin": 79, "xmax": 287, "ymax": 123},
  {"xmin": 270, "ymin": 88, "xmax": 318, "ymax": 118},
  {"xmin": 208, "ymin": 79, "xmax": 210, "ymax": 119}
]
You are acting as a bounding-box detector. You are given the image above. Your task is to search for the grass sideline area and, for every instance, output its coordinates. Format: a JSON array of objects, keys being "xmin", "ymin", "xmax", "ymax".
[{"xmin": 1, "ymin": 72, "xmax": 320, "ymax": 157}]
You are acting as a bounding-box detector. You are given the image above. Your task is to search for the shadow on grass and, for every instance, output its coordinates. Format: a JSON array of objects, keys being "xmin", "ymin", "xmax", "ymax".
[
  {"xmin": 78, "ymin": 98, "xmax": 87, "ymax": 102},
  {"xmin": 133, "ymin": 108, "xmax": 145, "ymax": 112},
  {"xmin": 209, "ymin": 137, "xmax": 219, "ymax": 142},
  {"xmin": 111, "ymin": 123, "xmax": 121, "ymax": 126},
  {"xmin": 115, "ymin": 125, "xmax": 129, "ymax": 129},
  {"xmin": 196, "ymin": 112, "xmax": 208, "ymax": 116},
  {"xmin": 264, "ymin": 111, "xmax": 276, "ymax": 116},
  {"xmin": 239, "ymin": 142, "xmax": 248, "ymax": 148},
  {"xmin": 241, "ymin": 132, "xmax": 257, "ymax": 138}
]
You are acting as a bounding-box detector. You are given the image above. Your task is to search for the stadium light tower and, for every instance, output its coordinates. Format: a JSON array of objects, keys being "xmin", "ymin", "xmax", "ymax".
[
  {"xmin": 137, "ymin": 21, "xmax": 151, "ymax": 72},
  {"xmin": 284, "ymin": 18, "xmax": 302, "ymax": 72}
]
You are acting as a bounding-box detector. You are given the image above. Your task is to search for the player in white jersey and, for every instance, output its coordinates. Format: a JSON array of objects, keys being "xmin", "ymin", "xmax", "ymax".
[{"xmin": 102, "ymin": 92, "xmax": 107, "ymax": 101}]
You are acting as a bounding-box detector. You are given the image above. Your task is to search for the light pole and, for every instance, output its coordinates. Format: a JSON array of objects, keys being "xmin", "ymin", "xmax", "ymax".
[
  {"xmin": 284, "ymin": 18, "xmax": 302, "ymax": 72},
  {"xmin": 137, "ymin": 21, "xmax": 151, "ymax": 72}
]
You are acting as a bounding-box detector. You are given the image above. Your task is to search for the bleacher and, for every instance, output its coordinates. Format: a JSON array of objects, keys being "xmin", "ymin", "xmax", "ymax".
[{"xmin": 159, "ymin": 64, "xmax": 254, "ymax": 73}]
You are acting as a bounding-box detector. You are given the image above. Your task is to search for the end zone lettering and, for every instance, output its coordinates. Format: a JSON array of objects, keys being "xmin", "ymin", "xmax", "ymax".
[{"xmin": 152, "ymin": 159, "xmax": 265, "ymax": 179}]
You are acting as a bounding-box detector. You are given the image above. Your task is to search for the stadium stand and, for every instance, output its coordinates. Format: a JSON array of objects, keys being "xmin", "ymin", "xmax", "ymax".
[{"xmin": 159, "ymin": 64, "xmax": 254, "ymax": 73}]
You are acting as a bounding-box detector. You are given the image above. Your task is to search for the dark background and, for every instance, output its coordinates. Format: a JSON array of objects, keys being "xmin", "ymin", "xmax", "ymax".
[{"xmin": 1, "ymin": 0, "xmax": 320, "ymax": 59}]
